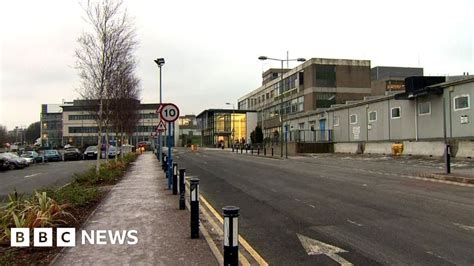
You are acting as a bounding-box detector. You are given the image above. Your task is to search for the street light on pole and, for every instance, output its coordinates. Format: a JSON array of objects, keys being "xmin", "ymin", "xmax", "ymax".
[
  {"xmin": 225, "ymin": 102, "xmax": 235, "ymax": 148},
  {"xmin": 258, "ymin": 55, "xmax": 305, "ymax": 158},
  {"xmin": 154, "ymin": 58, "xmax": 165, "ymax": 162}
]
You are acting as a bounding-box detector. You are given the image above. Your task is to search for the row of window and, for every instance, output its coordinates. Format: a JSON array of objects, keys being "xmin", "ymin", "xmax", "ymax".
[
  {"xmin": 68, "ymin": 113, "xmax": 159, "ymax": 121},
  {"xmin": 333, "ymin": 94, "xmax": 470, "ymax": 126},
  {"xmin": 261, "ymin": 96, "xmax": 304, "ymax": 119},
  {"xmin": 68, "ymin": 125, "xmax": 158, "ymax": 134}
]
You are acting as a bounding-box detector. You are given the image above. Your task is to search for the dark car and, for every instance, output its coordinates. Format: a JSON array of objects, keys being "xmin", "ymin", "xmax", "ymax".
[
  {"xmin": 43, "ymin": 150, "xmax": 62, "ymax": 162},
  {"xmin": 64, "ymin": 148, "xmax": 83, "ymax": 161},
  {"xmin": 0, "ymin": 153, "xmax": 28, "ymax": 169},
  {"xmin": 0, "ymin": 157, "xmax": 10, "ymax": 170},
  {"xmin": 84, "ymin": 146, "xmax": 98, "ymax": 160}
]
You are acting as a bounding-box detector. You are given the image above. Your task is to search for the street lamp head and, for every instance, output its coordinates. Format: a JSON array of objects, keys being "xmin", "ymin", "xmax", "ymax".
[
  {"xmin": 258, "ymin": 56, "xmax": 268, "ymax": 61},
  {"xmin": 225, "ymin": 102, "xmax": 231, "ymax": 105},
  {"xmin": 154, "ymin": 58, "xmax": 165, "ymax": 66},
  {"xmin": 297, "ymin": 58, "xmax": 306, "ymax": 62}
]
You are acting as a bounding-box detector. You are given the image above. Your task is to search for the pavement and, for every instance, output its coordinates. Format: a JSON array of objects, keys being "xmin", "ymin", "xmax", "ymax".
[
  {"xmin": 53, "ymin": 152, "xmax": 218, "ymax": 265},
  {"xmin": 175, "ymin": 148, "xmax": 474, "ymax": 265}
]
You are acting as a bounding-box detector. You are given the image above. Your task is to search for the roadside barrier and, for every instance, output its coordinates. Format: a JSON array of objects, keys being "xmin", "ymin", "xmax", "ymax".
[
  {"xmin": 223, "ymin": 206, "xmax": 240, "ymax": 266},
  {"xmin": 179, "ymin": 169, "xmax": 186, "ymax": 210},
  {"xmin": 190, "ymin": 178, "xmax": 200, "ymax": 239},
  {"xmin": 172, "ymin": 162, "xmax": 178, "ymax": 195}
]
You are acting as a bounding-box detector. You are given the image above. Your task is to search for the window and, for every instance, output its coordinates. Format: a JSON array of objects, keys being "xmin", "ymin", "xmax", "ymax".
[
  {"xmin": 418, "ymin": 102, "xmax": 431, "ymax": 115},
  {"xmin": 391, "ymin": 107, "xmax": 401, "ymax": 119},
  {"xmin": 333, "ymin": 116, "xmax": 340, "ymax": 126},
  {"xmin": 298, "ymin": 123, "xmax": 305, "ymax": 129},
  {"xmin": 368, "ymin": 111, "xmax": 377, "ymax": 122},
  {"xmin": 350, "ymin": 114, "xmax": 357, "ymax": 124},
  {"xmin": 454, "ymin": 95, "xmax": 470, "ymax": 111}
]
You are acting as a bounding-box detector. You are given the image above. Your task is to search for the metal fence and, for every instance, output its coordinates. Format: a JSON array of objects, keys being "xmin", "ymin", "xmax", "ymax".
[{"xmin": 288, "ymin": 130, "xmax": 332, "ymax": 143}]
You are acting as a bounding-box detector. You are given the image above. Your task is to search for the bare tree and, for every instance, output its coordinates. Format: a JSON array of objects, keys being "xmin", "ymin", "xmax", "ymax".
[{"xmin": 75, "ymin": 0, "xmax": 138, "ymax": 172}]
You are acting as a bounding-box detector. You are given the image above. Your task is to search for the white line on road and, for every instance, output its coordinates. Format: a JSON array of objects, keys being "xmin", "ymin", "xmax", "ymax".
[
  {"xmin": 294, "ymin": 198, "xmax": 301, "ymax": 202},
  {"xmin": 270, "ymin": 189, "xmax": 277, "ymax": 193},
  {"xmin": 308, "ymin": 204, "xmax": 316, "ymax": 208},
  {"xmin": 452, "ymin": 222, "xmax": 474, "ymax": 232},
  {"xmin": 346, "ymin": 220, "xmax": 363, "ymax": 227},
  {"xmin": 24, "ymin": 173, "xmax": 42, "ymax": 178}
]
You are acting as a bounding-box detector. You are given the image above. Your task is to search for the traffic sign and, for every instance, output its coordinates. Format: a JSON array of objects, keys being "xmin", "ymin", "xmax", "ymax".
[
  {"xmin": 156, "ymin": 120, "xmax": 166, "ymax": 132},
  {"xmin": 160, "ymin": 103, "xmax": 180, "ymax": 122},
  {"xmin": 155, "ymin": 104, "xmax": 163, "ymax": 114}
]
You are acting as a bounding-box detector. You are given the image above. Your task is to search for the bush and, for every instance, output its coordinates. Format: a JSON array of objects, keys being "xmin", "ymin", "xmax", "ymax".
[{"xmin": 45, "ymin": 183, "xmax": 100, "ymax": 207}]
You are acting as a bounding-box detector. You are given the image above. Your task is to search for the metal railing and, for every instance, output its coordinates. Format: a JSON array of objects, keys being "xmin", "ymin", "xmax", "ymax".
[{"xmin": 289, "ymin": 129, "xmax": 332, "ymax": 143}]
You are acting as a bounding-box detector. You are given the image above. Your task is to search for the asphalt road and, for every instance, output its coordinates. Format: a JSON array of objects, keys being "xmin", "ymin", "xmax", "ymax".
[
  {"xmin": 0, "ymin": 159, "xmax": 96, "ymax": 200},
  {"xmin": 175, "ymin": 148, "xmax": 474, "ymax": 265}
]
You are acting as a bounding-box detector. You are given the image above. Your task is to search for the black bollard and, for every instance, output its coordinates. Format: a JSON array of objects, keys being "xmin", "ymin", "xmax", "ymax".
[
  {"xmin": 172, "ymin": 163, "xmax": 178, "ymax": 195},
  {"xmin": 232, "ymin": 145, "xmax": 234, "ymax": 152},
  {"xmin": 251, "ymin": 148, "xmax": 253, "ymax": 155},
  {"xmin": 240, "ymin": 146, "xmax": 243, "ymax": 154},
  {"xmin": 179, "ymin": 169, "xmax": 186, "ymax": 210},
  {"xmin": 445, "ymin": 144, "xmax": 451, "ymax": 174},
  {"xmin": 246, "ymin": 146, "xmax": 248, "ymax": 154},
  {"xmin": 264, "ymin": 147, "xmax": 266, "ymax": 156},
  {"xmin": 190, "ymin": 178, "xmax": 200, "ymax": 239},
  {"xmin": 257, "ymin": 148, "xmax": 260, "ymax": 155},
  {"xmin": 223, "ymin": 206, "xmax": 240, "ymax": 266},
  {"xmin": 271, "ymin": 147, "xmax": 274, "ymax": 157}
]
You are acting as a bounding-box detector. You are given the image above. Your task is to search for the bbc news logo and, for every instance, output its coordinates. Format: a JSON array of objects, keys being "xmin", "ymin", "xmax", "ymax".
[{"xmin": 11, "ymin": 228, "xmax": 138, "ymax": 247}]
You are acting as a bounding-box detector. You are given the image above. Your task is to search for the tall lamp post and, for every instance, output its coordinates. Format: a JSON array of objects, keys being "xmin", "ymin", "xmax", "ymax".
[
  {"xmin": 225, "ymin": 102, "xmax": 235, "ymax": 148},
  {"xmin": 258, "ymin": 55, "xmax": 305, "ymax": 157},
  {"xmin": 154, "ymin": 58, "xmax": 165, "ymax": 162}
]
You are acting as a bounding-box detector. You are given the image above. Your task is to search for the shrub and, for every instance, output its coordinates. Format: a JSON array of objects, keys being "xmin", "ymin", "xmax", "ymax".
[{"xmin": 46, "ymin": 183, "xmax": 100, "ymax": 207}]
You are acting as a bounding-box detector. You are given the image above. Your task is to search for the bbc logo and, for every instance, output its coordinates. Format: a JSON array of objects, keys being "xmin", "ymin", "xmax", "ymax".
[{"xmin": 11, "ymin": 228, "xmax": 75, "ymax": 247}]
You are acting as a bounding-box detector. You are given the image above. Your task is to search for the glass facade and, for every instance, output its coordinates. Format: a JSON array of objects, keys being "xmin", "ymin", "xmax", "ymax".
[{"xmin": 197, "ymin": 110, "xmax": 250, "ymax": 147}]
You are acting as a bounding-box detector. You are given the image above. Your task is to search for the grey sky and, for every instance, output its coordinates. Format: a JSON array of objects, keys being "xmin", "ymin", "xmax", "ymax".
[{"xmin": 1, "ymin": 0, "xmax": 473, "ymax": 130}]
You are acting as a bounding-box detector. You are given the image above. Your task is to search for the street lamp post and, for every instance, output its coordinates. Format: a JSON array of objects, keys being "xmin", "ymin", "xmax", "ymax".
[
  {"xmin": 154, "ymin": 58, "xmax": 165, "ymax": 162},
  {"xmin": 225, "ymin": 102, "xmax": 235, "ymax": 148},
  {"xmin": 258, "ymin": 55, "xmax": 305, "ymax": 158}
]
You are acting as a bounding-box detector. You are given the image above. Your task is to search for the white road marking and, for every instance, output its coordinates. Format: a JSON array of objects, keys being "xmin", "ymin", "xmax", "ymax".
[
  {"xmin": 297, "ymin": 234, "xmax": 352, "ymax": 265},
  {"xmin": 308, "ymin": 204, "xmax": 316, "ymax": 208},
  {"xmin": 452, "ymin": 222, "xmax": 474, "ymax": 232},
  {"xmin": 346, "ymin": 220, "xmax": 363, "ymax": 227},
  {"xmin": 426, "ymin": 251, "xmax": 448, "ymax": 260},
  {"xmin": 294, "ymin": 198, "xmax": 301, "ymax": 202},
  {"xmin": 362, "ymin": 184, "xmax": 368, "ymax": 187},
  {"xmin": 24, "ymin": 173, "xmax": 42, "ymax": 178},
  {"xmin": 270, "ymin": 189, "xmax": 277, "ymax": 193}
]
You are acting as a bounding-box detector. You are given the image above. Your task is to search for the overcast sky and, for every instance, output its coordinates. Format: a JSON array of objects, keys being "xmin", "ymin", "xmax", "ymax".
[{"xmin": 1, "ymin": 0, "xmax": 473, "ymax": 130}]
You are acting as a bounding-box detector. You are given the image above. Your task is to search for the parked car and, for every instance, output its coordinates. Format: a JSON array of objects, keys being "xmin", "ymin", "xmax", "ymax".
[
  {"xmin": 0, "ymin": 157, "xmax": 10, "ymax": 170},
  {"xmin": 21, "ymin": 151, "xmax": 43, "ymax": 163},
  {"xmin": 84, "ymin": 146, "xmax": 98, "ymax": 160},
  {"xmin": 43, "ymin": 150, "xmax": 62, "ymax": 162},
  {"xmin": 64, "ymin": 147, "xmax": 83, "ymax": 161},
  {"xmin": 0, "ymin": 153, "xmax": 29, "ymax": 169},
  {"xmin": 107, "ymin": 146, "xmax": 121, "ymax": 158}
]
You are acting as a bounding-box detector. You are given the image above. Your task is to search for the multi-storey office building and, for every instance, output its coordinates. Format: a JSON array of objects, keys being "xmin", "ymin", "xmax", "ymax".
[
  {"xmin": 177, "ymin": 115, "xmax": 201, "ymax": 147},
  {"xmin": 238, "ymin": 58, "xmax": 371, "ymax": 139},
  {"xmin": 40, "ymin": 99, "xmax": 172, "ymax": 148},
  {"xmin": 40, "ymin": 104, "xmax": 64, "ymax": 148}
]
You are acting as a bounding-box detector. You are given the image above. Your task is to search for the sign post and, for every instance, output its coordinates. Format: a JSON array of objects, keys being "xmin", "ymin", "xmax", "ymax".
[{"xmin": 160, "ymin": 103, "xmax": 180, "ymax": 189}]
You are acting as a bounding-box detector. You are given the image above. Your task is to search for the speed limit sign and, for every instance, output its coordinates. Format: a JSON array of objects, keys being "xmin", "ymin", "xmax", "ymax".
[{"xmin": 160, "ymin": 103, "xmax": 180, "ymax": 122}]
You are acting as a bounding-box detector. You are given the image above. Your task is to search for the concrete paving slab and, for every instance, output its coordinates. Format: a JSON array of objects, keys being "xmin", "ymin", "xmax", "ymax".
[{"xmin": 53, "ymin": 152, "xmax": 218, "ymax": 265}]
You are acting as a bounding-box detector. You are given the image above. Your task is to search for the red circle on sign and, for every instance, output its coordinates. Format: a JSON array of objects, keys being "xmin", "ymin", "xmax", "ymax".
[{"xmin": 160, "ymin": 103, "xmax": 180, "ymax": 122}]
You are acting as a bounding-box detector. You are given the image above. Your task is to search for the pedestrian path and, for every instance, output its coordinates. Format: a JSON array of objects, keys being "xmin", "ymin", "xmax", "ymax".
[{"xmin": 53, "ymin": 152, "xmax": 217, "ymax": 265}]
